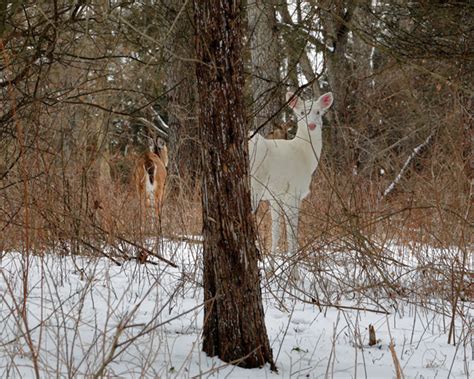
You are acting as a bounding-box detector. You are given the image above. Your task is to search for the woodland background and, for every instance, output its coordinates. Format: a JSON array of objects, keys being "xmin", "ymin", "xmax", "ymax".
[{"xmin": 0, "ymin": 0, "xmax": 472, "ymax": 342}]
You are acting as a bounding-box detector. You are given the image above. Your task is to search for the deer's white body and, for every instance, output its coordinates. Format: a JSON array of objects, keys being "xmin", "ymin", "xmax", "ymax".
[{"xmin": 249, "ymin": 92, "xmax": 333, "ymax": 255}]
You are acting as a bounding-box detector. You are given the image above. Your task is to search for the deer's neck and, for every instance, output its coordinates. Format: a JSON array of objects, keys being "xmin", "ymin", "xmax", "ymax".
[
  {"xmin": 294, "ymin": 121, "xmax": 323, "ymax": 165},
  {"xmin": 159, "ymin": 147, "xmax": 169, "ymax": 168}
]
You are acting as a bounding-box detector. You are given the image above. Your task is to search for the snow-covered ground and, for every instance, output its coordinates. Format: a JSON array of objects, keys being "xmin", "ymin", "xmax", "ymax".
[{"xmin": 0, "ymin": 239, "xmax": 472, "ymax": 378}]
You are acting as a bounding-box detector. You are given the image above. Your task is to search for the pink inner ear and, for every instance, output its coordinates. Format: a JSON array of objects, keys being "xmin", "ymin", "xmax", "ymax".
[
  {"xmin": 322, "ymin": 94, "xmax": 332, "ymax": 107},
  {"xmin": 289, "ymin": 97, "xmax": 298, "ymax": 108}
]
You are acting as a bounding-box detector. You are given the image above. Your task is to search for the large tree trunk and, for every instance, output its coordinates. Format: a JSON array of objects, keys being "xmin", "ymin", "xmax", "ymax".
[{"xmin": 193, "ymin": 0, "xmax": 276, "ymax": 370}]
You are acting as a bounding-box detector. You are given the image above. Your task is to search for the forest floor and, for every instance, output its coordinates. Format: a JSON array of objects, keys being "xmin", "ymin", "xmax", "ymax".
[{"xmin": 0, "ymin": 238, "xmax": 472, "ymax": 378}]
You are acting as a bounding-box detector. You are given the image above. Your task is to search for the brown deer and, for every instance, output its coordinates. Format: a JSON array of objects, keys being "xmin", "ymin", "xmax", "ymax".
[{"xmin": 133, "ymin": 114, "xmax": 169, "ymax": 229}]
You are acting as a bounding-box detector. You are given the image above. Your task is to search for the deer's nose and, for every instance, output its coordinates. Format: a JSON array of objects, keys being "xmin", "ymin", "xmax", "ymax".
[{"xmin": 308, "ymin": 123, "xmax": 317, "ymax": 130}]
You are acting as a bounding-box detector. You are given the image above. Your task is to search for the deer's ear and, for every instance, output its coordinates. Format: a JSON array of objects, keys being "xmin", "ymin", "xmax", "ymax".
[
  {"xmin": 156, "ymin": 138, "xmax": 165, "ymax": 149},
  {"xmin": 286, "ymin": 92, "xmax": 299, "ymax": 109},
  {"xmin": 318, "ymin": 92, "xmax": 333, "ymax": 110}
]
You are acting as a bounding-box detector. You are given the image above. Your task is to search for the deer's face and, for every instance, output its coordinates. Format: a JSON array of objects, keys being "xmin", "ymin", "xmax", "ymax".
[
  {"xmin": 287, "ymin": 92, "xmax": 333, "ymax": 131},
  {"xmin": 155, "ymin": 137, "xmax": 168, "ymax": 167},
  {"xmin": 155, "ymin": 137, "xmax": 166, "ymax": 150}
]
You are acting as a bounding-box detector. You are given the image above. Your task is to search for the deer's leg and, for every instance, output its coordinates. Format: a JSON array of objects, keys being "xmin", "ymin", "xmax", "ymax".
[
  {"xmin": 145, "ymin": 188, "xmax": 154, "ymax": 232},
  {"xmin": 281, "ymin": 197, "xmax": 300, "ymax": 254},
  {"xmin": 152, "ymin": 191, "xmax": 160, "ymax": 231},
  {"xmin": 141, "ymin": 190, "xmax": 150, "ymax": 236},
  {"xmin": 155, "ymin": 182, "xmax": 165, "ymax": 228},
  {"xmin": 269, "ymin": 200, "xmax": 281, "ymax": 256},
  {"xmin": 283, "ymin": 198, "xmax": 301, "ymax": 281}
]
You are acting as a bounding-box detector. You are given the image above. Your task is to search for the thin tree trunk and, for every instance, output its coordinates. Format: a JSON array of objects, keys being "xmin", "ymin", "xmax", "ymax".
[
  {"xmin": 162, "ymin": 0, "xmax": 199, "ymax": 188},
  {"xmin": 382, "ymin": 133, "xmax": 434, "ymax": 198},
  {"xmin": 193, "ymin": 0, "xmax": 276, "ymax": 370},
  {"xmin": 248, "ymin": 0, "xmax": 281, "ymax": 135},
  {"xmin": 321, "ymin": 1, "xmax": 357, "ymax": 168},
  {"xmin": 278, "ymin": 2, "xmax": 321, "ymax": 98}
]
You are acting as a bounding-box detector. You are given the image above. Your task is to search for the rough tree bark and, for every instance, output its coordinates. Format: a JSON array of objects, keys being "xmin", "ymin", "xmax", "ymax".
[{"xmin": 193, "ymin": 0, "xmax": 276, "ymax": 370}]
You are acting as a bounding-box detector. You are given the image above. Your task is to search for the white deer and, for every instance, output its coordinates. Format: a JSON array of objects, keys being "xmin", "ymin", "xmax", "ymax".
[{"xmin": 249, "ymin": 91, "xmax": 333, "ymax": 256}]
